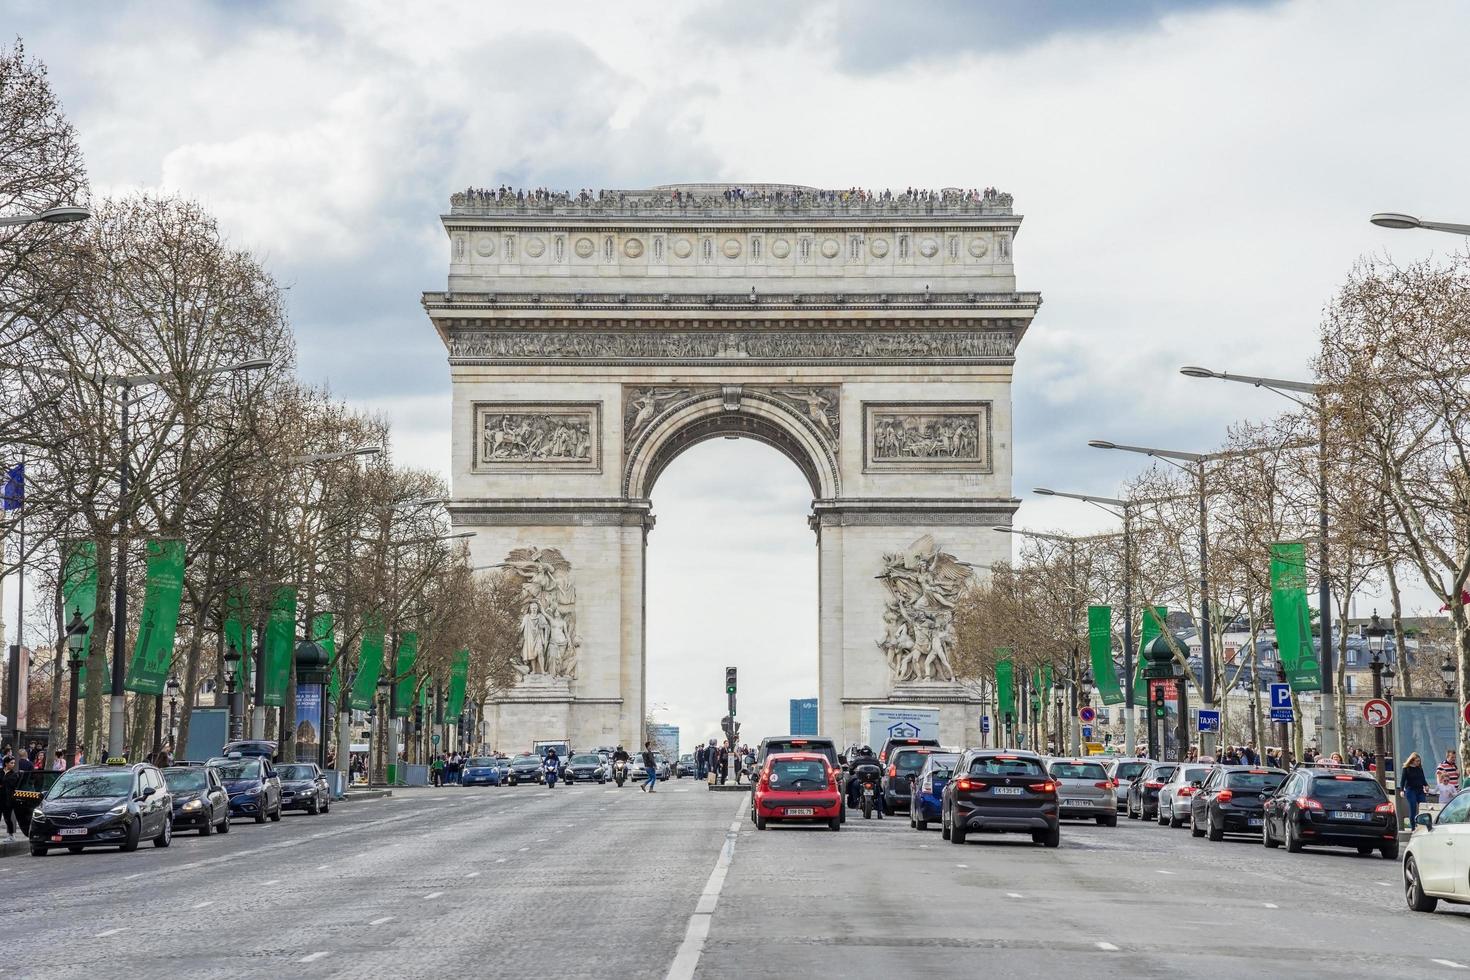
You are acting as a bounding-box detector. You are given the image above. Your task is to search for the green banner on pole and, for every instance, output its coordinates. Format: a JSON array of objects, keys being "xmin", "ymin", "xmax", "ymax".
[
  {"xmin": 262, "ymin": 586, "xmax": 297, "ymax": 707},
  {"xmin": 223, "ymin": 585, "xmax": 251, "ymax": 692},
  {"xmin": 444, "ymin": 649, "xmax": 470, "ymax": 723},
  {"xmin": 312, "ymin": 613, "xmax": 338, "ymax": 702},
  {"xmin": 1088, "ymin": 605, "xmax": 1124, "ymax": 705},
  {"xmin": 996, "ymin": 653, "xmax": 1015, "ymax": 724},
  {"xmin": 1270, "ymin": 541, "xmax": 1321, "ymax": 692},
  {"xmin": 62, "ymin": 540, "xmax": 99, "ymax": 689},
  {"xmin": 393, "ymin": 631, "xmax": 418, "ymax": 717},
  {"xmin": 1135, "ymin": 605, "xmax": 1168, "ymax": 699},
  {"xmin": 348, "ymin": 613, "xmax": 384, "ymax": 711},
  {"xmin": 124, "ymin": 538, "xmax": 186, "ymax": 694}
]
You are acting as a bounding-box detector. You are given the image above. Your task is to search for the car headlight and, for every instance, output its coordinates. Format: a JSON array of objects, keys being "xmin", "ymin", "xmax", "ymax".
[
  {"xmin": 107, "ymin": 804, "xmax": 128, "ymax": 816},
  {"xmin": 182, "ymin": 799, "xmax": 203, "ymax": 811}
]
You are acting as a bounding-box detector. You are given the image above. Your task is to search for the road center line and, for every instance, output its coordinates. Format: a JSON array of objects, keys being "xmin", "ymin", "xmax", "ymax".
[
  {"xmin": 1432, "ymin": 960, "xmax": 1468, "ymax": 970},
  {"xmin": 1155, "ymin": 869, "xmax": 1175, "ymax": 875},
  {"xmin": 496, "ymin": 858, "xmax": 507, "ymax": 863},
  {"xmin": 298, "ymin": 951, "xmax": 330, "ymax": 963},
  {"xmin": 95, "ymin": 928, "xmax": 125, "ymax": 938},
  {"xmin": 424, "ymin": 891, "xmax": 443, "ymax": 899},
  {"xmin": 369, "ymin": 916, "xmax": 394, "ymax": 926},
  {"xmin": 191, "ymin": 901, "xmax": 214, "ymax": 910},
  {"xmin": 1264, "ymin": 903, "xmax": 1279, "ymax": 909},
  {"xmin": 665, "ymin": 802, "xmax": 744, "ymax": 980},
  {"xmin": 1006, "ymin": 893, "xmax": 1023, "ymax": 898},
  {"xmin": 465, "ymin": 871, "xmax": 480, "ymax": 878},
  {"xmin": 1096, "ymin": 942, "xmax": 1119, "ymax": 952}
]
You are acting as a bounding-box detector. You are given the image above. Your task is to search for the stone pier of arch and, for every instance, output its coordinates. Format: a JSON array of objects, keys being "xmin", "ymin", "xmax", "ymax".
[{"xmin": 424, "ymin": 183, "xmax": 1041, "ymax": 751}]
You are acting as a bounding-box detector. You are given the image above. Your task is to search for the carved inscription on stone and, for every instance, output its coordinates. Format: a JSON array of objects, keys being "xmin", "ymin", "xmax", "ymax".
[
  {"xmin": 448, "ymin": 331, "xmax": 1017, "ymax": 362},
  {"xmin": 473, "ymin": 402, "xmax": 601, "ymax": 472},
  {"xmin": 864, "ymin": 402, "xmax": 991, "ymax": 473}
]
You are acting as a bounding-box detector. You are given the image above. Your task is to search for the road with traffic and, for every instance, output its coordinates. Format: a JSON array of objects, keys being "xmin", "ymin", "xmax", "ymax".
[{"xmin": 2, "ymin": 782, "xmax": 1468, "ymax": 979}]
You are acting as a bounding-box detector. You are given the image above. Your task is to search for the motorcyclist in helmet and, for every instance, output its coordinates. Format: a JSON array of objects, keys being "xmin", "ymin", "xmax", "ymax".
[
  {"xmin": 611, "ymin": 745, "xmax": 630, "ymax": 765},
  {"xmin": 846, "ymin": 745, "xmax": 886, "ymax": 818}
]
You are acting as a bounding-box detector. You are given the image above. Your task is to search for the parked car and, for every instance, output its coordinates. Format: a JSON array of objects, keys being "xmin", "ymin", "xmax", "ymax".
[
  {"xmin": 1262, "ymin": 768, "xmax": 1397, "ymax": 858},
  {"xmin": 1125, "ymin": 762, "xmax": 1176, "ymax": 821},
  {"xmin": 28, "ymin": 761, "xmax": 174, "ymax": 856},
  {"xmin": 1404, "ymin": 790, "xmax": 1470, "ymax": 913},
  {"xmin": 461, "ymin": 756, "xmax": 503, "ymax": 786},
  {"xmin": 564, "ymin": 754, "xmax": 607, "ymax": 784},
  {"xmin": 942, "ymin": 749, "xmax": 1059, "ymax": 847},
  {"xmin": 1188, "ymin": 765, "xmax": 1286, "ymax": 840},
  {"xmin": 1106, "ymin": 757, "xmax": 1151, "ymax": 807},
  {"xmin": 276, "ymin": 763, "xmax": 331, "ymax": 815},
  {"xmin": 208, "ymin": 756, "xmax": 282, "ymax": 823},
  {"xmin": 507, "ymin": 755, "xmax": 544, "ymax": 785},
  {"xmin": 219, "ymin": 739, "xmax": 277, "ymax": 760},
  {"xmin": 909, "ymin": 752, "xmax": 960, "ymax": 830},
  {"xmin": 1157, "ymin": 763, "xmax": 1213, "ymax": 828},
  {"xmin": 162, "ymin": 765, "xmax": 231, "ymax": 835},
  {"xmin": 752, "ymin": 752, "xmax": 842, "ymax": 831},
  {"xmin": 1048, "ymin": 758, "xmax": 1118, "ymax": 826}
]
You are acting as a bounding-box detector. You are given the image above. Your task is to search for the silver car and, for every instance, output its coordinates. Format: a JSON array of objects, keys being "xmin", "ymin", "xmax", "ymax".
[
  {"xmin": 1048, "ymin": 758, "xmax": 1118, "ymax": 826},
  {"xmin": 1106, "ymin": 757, "xmax": 1152, "ymax": 809},
  {"xmin": 1157, "ymin": 763, "xmax": 1213, "ymax": 828}
]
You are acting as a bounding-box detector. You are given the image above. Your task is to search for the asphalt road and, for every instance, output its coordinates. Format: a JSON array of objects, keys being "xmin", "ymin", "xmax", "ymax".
[{"xmin": 2, "ymin": 782, "xmax": 1468, "ymax": 979}]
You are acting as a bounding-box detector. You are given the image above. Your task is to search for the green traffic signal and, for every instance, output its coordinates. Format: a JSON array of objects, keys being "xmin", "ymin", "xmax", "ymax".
[{"xmin": 725, "ymin": 666, "xmax": 737, "ymax": 695}]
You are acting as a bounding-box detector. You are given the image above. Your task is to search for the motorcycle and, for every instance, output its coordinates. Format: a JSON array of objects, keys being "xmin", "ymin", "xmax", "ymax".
[
  {"xmin": 612, "ymin": 759, "xmax": 628, "ymax": 787},
  {"xmin": 861, "ymin": 779, "xmax": 878, "ymax": 820},
  {"xmin": 543, "ymin": 758, "xmax": 560, "ymax": 789}
]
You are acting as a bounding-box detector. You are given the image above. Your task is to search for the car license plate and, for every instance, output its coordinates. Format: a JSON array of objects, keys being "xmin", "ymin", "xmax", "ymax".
[
  {"xmin": 786, "ymin": 807, "xmax": 814, "ymax": 816},
  {"xmin": 993, "ymin": 786, "xmax": 1024, "ymax": 795},
  {"xmin": 60, "ymin": 827, "xmax": 88, "ymax": 836},
  {"xmin": 1248, "ymin": 818, "xmax": 1263, "ymax": 827},
  {"xmin": 1063, "ymin": 799, "xmax": 1093, "ymax": 806},
  {"xmin": 1332, "ymin": 810, "xmax": 1368, "ymax": 821}
]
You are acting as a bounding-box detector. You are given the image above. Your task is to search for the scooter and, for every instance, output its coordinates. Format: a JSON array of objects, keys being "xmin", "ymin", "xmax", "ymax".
[
  {"xmin": 543, "ymin": 758, "xmax": 560, "ymax": 789},
  {"xmin": 613, "ymin": 759, "xmax": 628, "ymax": 787}
]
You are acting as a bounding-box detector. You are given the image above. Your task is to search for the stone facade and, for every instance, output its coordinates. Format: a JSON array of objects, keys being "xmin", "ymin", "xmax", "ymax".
[{"xmin": 425, "ymin": 183, "xmax": 1040, "ymax": 751}]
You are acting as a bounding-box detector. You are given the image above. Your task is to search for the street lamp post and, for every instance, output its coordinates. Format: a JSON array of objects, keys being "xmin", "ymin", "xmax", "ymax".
[
  {"xmin": 1442, "ymin": 656, "xmax": 1457, "ymax": 699},
  {"xmin": 1366, "ymin": 611, "xmax": 1389, "ymax": 787},
  {"xmin": 64, "ymin": 610, "xmax": 88, "ymax": 765},
  {"xmin": 0, "ymin": 205, "xmax": 91, "ymax": 228},
  {"xmin": 1179, "ymin": 366, "xmax": 1339, "ymax": 757},
  {"xmin": 223, "ymin": 641, "xmax": 242, "ymax": 741},
  {"xmin": 165, "ymin": 675, "xmax": 181, "ymax": 755},
  {"xmin": 1370, "ymin": 212, "xmax": 1470, "ymax": 236}
]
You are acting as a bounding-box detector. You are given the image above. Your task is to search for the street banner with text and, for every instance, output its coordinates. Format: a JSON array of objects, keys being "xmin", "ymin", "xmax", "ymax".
[
  {"xmin": 393, "ymin": 631, "xmax": 418, "ymax": 717},
  {"xmin": 1088, "ymin": 605, "xmax": 1124, "ymax": 705},
  {"xmin": 348, "ymin": 613, "xmax": 385, "ymax": 710},
  {"xmin": 124, "ymin": 538, "xmax": 186, "ymax": 694},
  {"xmin": 263, "ymin": 586, "xmax": 297, "ymax": 707},
  {"xmin": 1270, "ymin": 541, "xmax": 1321, "ymax": 692},
  {"xmin": 445, "ymin": 649, "xmax": 470, "ymax": 722},
  {"xmin": 996, "ymin": 654, "xmax": 1015, "ymax": 722}
]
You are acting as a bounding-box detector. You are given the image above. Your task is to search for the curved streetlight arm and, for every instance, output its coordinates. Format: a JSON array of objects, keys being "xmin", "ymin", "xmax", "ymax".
[
  {"xmin": 1032, "ymin": 487, "xmax": 1129, "ymax": 518},
  {"xmin": 0, "ymin": 205, "xmax": 91, "ymax": 228},
  {"xmin": 1179, "ymin": 366, "xmax": 1320, "ymax": 408},
  {"xmin": 1370, "ymin": 212, "xmax": 1470, "ymax": 236},
  {"xmin": 1088, "ymin": 440, "xmax": 1203, "ymax": 469}
]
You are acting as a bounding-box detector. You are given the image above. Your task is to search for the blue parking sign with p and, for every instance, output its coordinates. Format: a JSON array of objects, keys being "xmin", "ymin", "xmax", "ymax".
[{"xmin": 1269, "ymin": 683, "xmax": 1294, "ymax": 722}]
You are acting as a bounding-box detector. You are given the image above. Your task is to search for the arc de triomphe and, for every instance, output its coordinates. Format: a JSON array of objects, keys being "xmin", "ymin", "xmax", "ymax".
[{"xmin": 424, "ymin": 184, "xmax": 1040, "ymax": 750}]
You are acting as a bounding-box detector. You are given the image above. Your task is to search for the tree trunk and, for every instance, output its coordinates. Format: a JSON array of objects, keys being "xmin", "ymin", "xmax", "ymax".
[{"xmin": 50, "ymin": 577, "xmax": 64, "ymax": 753}]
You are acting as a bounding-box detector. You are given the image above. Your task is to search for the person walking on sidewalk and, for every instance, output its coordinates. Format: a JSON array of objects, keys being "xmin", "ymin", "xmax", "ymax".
[
  {"xmin": 1436, "ymin": 749, "xmax": 1461, "ymax": 804},
  {"xmin": 431, "ymin": 754, "xmax": 445, "ymax": 787},
  {"xmin": 1402, "ymin": 752, "xmax": 1429, "ymax": 825},
  {"xmin": 1, "ymin": 755, "xmax": 20, "ymax": 842},
  {"xmin": 640, "ymin": 741, "xmax": 658, "ymax": 793}
]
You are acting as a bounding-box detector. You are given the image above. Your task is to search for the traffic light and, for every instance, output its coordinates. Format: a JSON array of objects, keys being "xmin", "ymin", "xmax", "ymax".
[
  {"xmin": 725, "ymin": 666, "xmax": 737, "ymax": 695},
  {"xmin": 1152, "ymin": 684, "xmax": 1167, "ymax": 719}
]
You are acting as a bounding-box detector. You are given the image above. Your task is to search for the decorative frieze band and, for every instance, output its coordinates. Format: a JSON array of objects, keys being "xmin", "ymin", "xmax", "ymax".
[{"xmin": 446, "ymin": 330, "xmax": 1017, "ymax": 364}]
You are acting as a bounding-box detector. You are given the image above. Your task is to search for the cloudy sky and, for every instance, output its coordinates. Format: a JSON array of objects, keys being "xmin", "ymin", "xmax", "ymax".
[{"xmin": 6, "ymin": 0, "xmax": 1469, "ymax": 745}]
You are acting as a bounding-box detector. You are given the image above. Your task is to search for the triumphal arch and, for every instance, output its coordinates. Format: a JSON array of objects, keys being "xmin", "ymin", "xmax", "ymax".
[{"xmin": 424, "ymin": 184, "xmax": 1040, "ymax": 750}]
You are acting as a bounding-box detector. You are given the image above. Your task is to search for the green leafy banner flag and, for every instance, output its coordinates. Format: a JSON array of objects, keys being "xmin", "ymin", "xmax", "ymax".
[
  {"xmin": 1135, "ymin": 605, "xmax": 1168, "ymax": 701},
  {"xmin": 995, "ymin": 653, "xmax": 1015, "ymax": 724},
  {"xmin": 62, "ymin": 540, "xmax": 99, "ymax": 689},
  {"xmin": 1270, "ymin": 541, "xmax": 1321, "ymax": 692},
  {"xmin": 348, "ymin": 613, "xmax": 385, "ymax": 711},
  {"xmin": 393, "ymin": 631, "xmax": 418, "ymax": 717},
  {"xmin": 1088, "ymin": 605, "xmax": 1124, "ymax": 705},
  {"xmin": 313, "ymin": 613, "xmax": 338, "ymax": 702},
  {"xmin": 444, "ymin": 649, "xmax": 470, "ymax": 722},
  {"xmin": 223, "ymin": 586, "xmax": 252, "ymax": 692},
  {"xmin": 124, "ymin": 539, "xmax": 186, "ymax": 694},
  {"xmin": 263, "ymin": 586, "xmax": 297, "ymax": 707}
]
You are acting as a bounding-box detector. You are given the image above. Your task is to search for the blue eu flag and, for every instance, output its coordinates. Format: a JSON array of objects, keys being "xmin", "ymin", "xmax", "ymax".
[{"xmin": 2, "ymin": 462, "xmax": 23, "ymax": 510}]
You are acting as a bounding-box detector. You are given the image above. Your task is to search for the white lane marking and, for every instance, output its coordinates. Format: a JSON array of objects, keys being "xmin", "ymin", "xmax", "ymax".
[
  {"xmin": 95, "ymin": 928, "xmax": 125, "ymax": 938},
  {"xmin": 1375, "ymin": 880, "xmax": 1393, "ymax": 887},
  {"xmin": 424, "ymin": 891, "xmax": 443, "ymax": 899},
  {"xmin": 1432, "ymin": 961, "xmax": 1468, "ymax": 970},
  {"xmin": 496, "ymin": 858, "xmax": 507, "ymax": 863},
  {"xmin": 518, "ymin": 847, "xmax": 529, "ymax": 852},
  {"xmin": 1155, "ymin": 869, "xmax": 1175, "ymax": 875},
  {"xmin": 535, "ymin": 838, "xmax": 549, "ymax": 843},
  {"xmin": 919, "ymin": 844, "xmax": 929, "ymax": 848},
  {"xmin": 1264, "ymin": 903, "xmax": 1279, "ymax": 909},
  {"xmin": 955, "ymin": 864, "xmax": 968, "ymax": 869},
  {"xmin": 1006, "ymin": 892, "xmax": 1023, "ymax": 898},
  {"xmin": 124, "ymin": 873, "xmax": 145, "ymax": 881},
  {"xmin": 298, "ymin": 951, "xmax": 330, "ymax": 963},
  {"xmin": 1096, "ymin": 942, "xmax": 1119, "ymax": 952},
  {"xmin": 465, "ymin": 871, "xmax": 480, "ymax": 878},
  {"xmin": 263, "ymin": 879, "xmax": 281, "ymax": 886},
  {"xmin": 315, "ymin": 864, "xmax": 329, "ymax": 871},
  {"xmin": 354, "ymin": 853, "xmax": 369, "ymax": 860},
  {"xmin": 369, "ymin": 916, "xmax": 394, "ymax": 926},
  {"xmin": 665, "ymin": 803, "xmax": 744, "ymax": 980},
  {"xmin": 191, "ymin": 901, "xmax": 214, "ymax": 910}
]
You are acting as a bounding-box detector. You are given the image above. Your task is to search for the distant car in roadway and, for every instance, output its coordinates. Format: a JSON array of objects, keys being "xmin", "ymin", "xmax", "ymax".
[
  {"xmin": 884, "ymin": 746, "xmax": 942, "ymax": 814},
  {"xmin": 677, "ymin": 754, "xmax": 696, "ymax": 778},
  {"xmin": 909, "ymin": 752, "xmax": 960, "ymax": 830},
  {"xmin": 28, "ymin": 762, "xmax": 174, "ymax": 856},
  {"xmin": 942, "ymin": 749, "xmax": 1059, "ymax": 847},
  {"xmin": 461, "ymin": 756, "xmax": 503, "ymax": 786},
  {"xmin": 564, "ymin": 754, "xmax": 607, "ymax": 784},
  {"xmin": 653, "ymin": 754, "xmax": 673, "ymax": 781},
  {"xmin": 752, "ymin": 752, "xmax": 842, "ymax": 831},
  {"xmin": 1262, "ymin": 768, "xmax": 1397, "ymax": 858},
  {"xmin": 1047, "ymin": 758, "xmax": 1118, "ymax": 826},
  {"xmin": 276, "ymin": 763, "xmax": 331, "ymax": 815},
  {"xmin": 163, "ymin": 765, "xmax": 231, "ymax": 835},
  {"xmin": 209, "ymin": 756, "xmax": 282, "ymax": 823},
  {"xmin": 507, "ymin": 755, "xmax": 544, "ymax": 785},
  {"xmin": 1125, "ymin": 762, "xmax": 1176, "ymax": 821},
  {"xmin": 1404, "ymin": 790, "xmax": 1470, "ymax": 913},
  {"xmin": 1157, "ymin": 763, "xmax": 1212, "ymax": 828},
  {"xmin": 1188, "ymin": 765, "xmax": 1286, "ymax": 840},
  {"xmin": 1105, "ymin": 757, "xmax": 1151, "ymax": 807}
]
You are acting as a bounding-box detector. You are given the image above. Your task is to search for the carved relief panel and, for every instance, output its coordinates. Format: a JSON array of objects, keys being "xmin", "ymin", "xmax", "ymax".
[
  {"xmin": 863, "ymin": 401, "xmax": 991, "ymax": 473},
  {"xmin": 473, "ymin": 402, "xmax": 602, "ymax": 472}
]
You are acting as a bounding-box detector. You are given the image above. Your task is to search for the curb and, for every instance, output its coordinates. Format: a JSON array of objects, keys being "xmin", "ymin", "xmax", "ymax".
[
  {"xmin": 340, "ymin": 789, "xmax": 394, "ymax": 802},
  {"xmin": 0, "ymin": 839, "xmax": 28, "ymax": 860},
  {"xmin": 708, "ymin": 783, "xmax": 752, "ymax": 792}
]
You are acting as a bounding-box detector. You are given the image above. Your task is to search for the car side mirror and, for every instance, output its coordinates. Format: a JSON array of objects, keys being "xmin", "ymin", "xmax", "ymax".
[
  {"xmin": 140, "ymin": 786, "xmax": 155, "ymax": 799},
  {"xmin": 1415, "ymin": 812, "xmax": 1434, "ymax": 831}
]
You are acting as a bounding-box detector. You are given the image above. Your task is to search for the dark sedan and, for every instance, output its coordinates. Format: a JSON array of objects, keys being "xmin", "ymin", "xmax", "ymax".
[
  {"xmin": 276, "ymin": 763, "xmax": 331, "ymax": 815},
  {"xmin": 1263, "ymin": 768, "xmax": 1398, "ymax": 859},
  {"xmin": 1189, "ymin": 765, "xmax": 1286, "ymax": 840},
  {"xmin": 28, "ymin": 762, "xmax": 174, "ymax": 856},
  {"xmin": 163, "ymin": 766, "xmax": 231, "ymax": 835},
  {"xmin": 1126, "ymin": 762, "xmax": 1177, "ymax": 821},
  {"xmin": 563, "ymin": 754, "xmax": 607, "ymax": 784},
  {"xmin": 506, "ymin": 755, "xmax": 544, "ymax": 785},
  {"xmin": 209, "ymin": 756, "xmax": 283, "ymax": 823},
  {"xmin": 942, "ymin": 750, "xmax": 1059, "ymax": 847}
]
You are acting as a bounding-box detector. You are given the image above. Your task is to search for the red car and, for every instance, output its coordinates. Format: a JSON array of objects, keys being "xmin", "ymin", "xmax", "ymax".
[{"xmin": 753, "ymin": 752, "xmax": 843, "ymax": 831}]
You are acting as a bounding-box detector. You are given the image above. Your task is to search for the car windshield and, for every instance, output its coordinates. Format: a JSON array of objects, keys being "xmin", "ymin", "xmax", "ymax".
[
  {"xmin": 1309, "ymin": 777, "xmax": 1387, "ymax": 801},
  {"xmin": 892, "ymin": 749, "xmax": 934, "ymax": 777},
  {"xmin": 49, "ymin": 770, "xmax": 133, "ymax": 799},
  {"xmin": 164, "ymin": 770, "xmax": 208, "ymax": 792},
  {"xmin": 1225, "ymin": 771, "xmax": 1286, "ymax": 792},
  {"xmin": 571, "ymin": 755, "xmax": 601, "ymax": 765},
  {"xmin": 969, "ymin": 756, "xmax": 1045, "ymax": 777},
  {"xmin": 276, "ymin": 765, "xmax": 315, "ymax": 780},
  {"xmin": 1051, "ymin": 762, "xmax": 1108, "ymax": 780},
  {"xmin": 1112, "ymin": 762, "xmax": 1149, "ymax": 780},
  {"xmin": 767, "ymin": 759, "xmax": 828, "ymax": 788},
  {"xmin": 213, "ymin": 760, "xmax": 263, "ymax": 780},
  {"xmin": 467, "ymin": 758, "xmax": 496, "ymax": 767},
  {"xmin": 512, "ymin": 756, "xmax": 539, "ymax": 765}
]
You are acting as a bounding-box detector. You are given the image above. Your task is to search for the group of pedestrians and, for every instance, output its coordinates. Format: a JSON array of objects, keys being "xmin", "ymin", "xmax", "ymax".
[
  {"xmin": 692, "ymin": 741, "xmax": 754, "ymax": 784},
  {"xmin": 429, "ymin": 752, "xmax": 469, "ymax": 786},
  {"xmin": 1400, "ymin": 749, "xmax": 1461, "ymax": 823}
]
